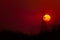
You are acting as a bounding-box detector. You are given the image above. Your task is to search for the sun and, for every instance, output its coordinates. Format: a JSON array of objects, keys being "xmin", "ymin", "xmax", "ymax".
[{"xmin": 43, "ymin": 14, "xmax": 51, "ymax": 22}]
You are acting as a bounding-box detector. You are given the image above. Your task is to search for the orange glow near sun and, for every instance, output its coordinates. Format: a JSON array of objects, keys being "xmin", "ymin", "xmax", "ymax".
[{"xmin": 43, "ymin": 14, "xmax": 51, "ymax": 22}]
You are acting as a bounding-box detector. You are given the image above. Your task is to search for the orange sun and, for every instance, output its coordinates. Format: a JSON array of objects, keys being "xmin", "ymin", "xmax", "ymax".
[{"xmin": 43, "ymin": 14, "xmax": 51, "ymax": 22}]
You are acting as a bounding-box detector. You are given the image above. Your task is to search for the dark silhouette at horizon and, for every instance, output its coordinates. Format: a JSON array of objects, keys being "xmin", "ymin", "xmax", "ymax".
[{"xmin": 0, "ymin": 24, "xmax": 60, "ymax": 40}]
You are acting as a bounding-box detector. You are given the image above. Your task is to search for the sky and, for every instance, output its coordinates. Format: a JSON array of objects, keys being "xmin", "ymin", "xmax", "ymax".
[{"xmin": 0, "ymin": 0, "xmax": 60, "ymax": 35}]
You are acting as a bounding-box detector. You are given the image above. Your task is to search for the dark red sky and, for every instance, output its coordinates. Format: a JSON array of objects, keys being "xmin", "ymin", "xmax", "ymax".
[{"xmin": 0, "ymin": 0, "xmax": 60, "ymax": 35}]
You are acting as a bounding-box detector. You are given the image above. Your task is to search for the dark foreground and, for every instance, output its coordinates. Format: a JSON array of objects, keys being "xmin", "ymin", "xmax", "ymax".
[{"xmin": 0, "ymin": 24, "xmax": 60, "ymax": 40}]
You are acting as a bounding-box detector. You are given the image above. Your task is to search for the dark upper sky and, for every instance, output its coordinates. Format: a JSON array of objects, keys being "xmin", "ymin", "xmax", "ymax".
[{"xmin": 0, "ymin": 0, "xmax": 60, "ymax": 35}]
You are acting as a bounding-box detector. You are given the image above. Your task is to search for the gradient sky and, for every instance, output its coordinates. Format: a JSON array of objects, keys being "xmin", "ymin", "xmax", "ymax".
[{"xmin": 0, "ymin": 0, "xmax": 60, "ymax": 35}]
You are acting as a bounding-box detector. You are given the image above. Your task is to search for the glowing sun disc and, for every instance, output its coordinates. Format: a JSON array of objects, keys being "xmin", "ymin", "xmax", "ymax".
[{"xmin": 43, "ymin": 14, "xmax": 51, "ymax": 22}]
